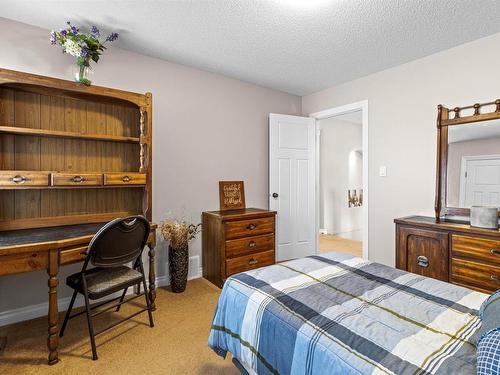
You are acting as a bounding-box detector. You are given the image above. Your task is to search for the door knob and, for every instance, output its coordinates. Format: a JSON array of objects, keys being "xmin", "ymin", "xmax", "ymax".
[{"xmin": 272, "ymin": 193, "xmax": 279, "ymax": 198}]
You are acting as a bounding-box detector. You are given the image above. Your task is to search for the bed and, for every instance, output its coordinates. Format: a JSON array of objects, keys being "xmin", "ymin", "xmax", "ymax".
[{"xmin": 208, "ymin": 252, "xmax": 488, "ymax": 375}]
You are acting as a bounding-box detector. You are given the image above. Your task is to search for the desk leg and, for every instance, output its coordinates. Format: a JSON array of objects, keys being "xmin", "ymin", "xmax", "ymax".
[
  {"xmin": 148, "ymin": 243, "xmax": 157, "ymax": 310},
  {"xmin": 47, "ymin": 249, "xmax": 59, "ymax": 365}
]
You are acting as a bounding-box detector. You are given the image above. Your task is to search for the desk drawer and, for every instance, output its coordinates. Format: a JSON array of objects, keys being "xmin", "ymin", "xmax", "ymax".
[
  {"xmin": 60, "ymin": 246, "xmax": 88, "ymax": 265},
  {"xmin": 452, "ymin": 235, "xmax": 500, "ymax": 265},
  {"xmin": 103, "ymin": 172, "xmax": 146, "ymax": 186},
  {"xmin": 225, "ymin": 217, "xmax": 274, "ymax": 239},
  {"xmin": 226, "ymin": 250, "xmax": 275, "ymax": 276},
  {"xmin": 226, "ymin": 234, "xmax": 274, "ymax": 258},
  {"xmin": 0, "ymin": 171, "xmax": 49, "ymax": 187},
  {"xmin": 451, "ymin": 258, "xmax": 500, "ymax": 291},
  {"xmin": 51, "ymin": 173, "xmax": 103, "ymax": 186},
  {"xmin": 0, "ymin": 252, "xmax": 48, "ymax": 275}
]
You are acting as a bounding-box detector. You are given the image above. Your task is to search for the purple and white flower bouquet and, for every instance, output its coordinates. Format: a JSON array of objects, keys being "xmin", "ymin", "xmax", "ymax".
[{"xmin": 50, "ymin": 22, "xmax": 118, "ymax": 85}]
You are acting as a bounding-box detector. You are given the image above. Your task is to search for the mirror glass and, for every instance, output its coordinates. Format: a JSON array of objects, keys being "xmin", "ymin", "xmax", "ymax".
[{"xmin": 446, "ymin": 118, "xmax": 500, "ymax": 208}]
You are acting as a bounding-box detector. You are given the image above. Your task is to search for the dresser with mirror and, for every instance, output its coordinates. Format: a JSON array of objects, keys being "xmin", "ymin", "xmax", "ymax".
[{"xmin": 395, "ymin": 100, "xmax": 500, "ymax": 293}]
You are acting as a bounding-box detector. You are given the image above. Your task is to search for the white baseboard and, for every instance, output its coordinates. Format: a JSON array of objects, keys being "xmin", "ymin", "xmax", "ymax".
[{"xmin": 0, "ymin": 256, "xmax": 203, "ymax": 327}]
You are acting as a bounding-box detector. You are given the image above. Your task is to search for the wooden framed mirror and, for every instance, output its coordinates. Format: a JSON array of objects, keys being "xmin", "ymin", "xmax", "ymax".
[{"xmin": 435, "ymin": 99, "xmax": 500, "ymax": 220}]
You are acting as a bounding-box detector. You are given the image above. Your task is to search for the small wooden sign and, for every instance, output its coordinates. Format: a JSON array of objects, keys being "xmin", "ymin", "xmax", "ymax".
[{"xmin": 219, "ymin": 181, "xmax": 245, "ymax": 211}]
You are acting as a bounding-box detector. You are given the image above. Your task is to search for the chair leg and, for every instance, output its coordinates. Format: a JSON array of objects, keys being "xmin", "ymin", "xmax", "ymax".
[
  {"xmin": 59, "ymin": 290, "xmax": 77, "ymax": 338},
  {"xmin": 83, "ymin": 289, "xmax": 98, "ymax": 360},
  {"xmin": 116, "ymin": 287, "xmax": 128, "ymax": 312},
  {"xmin": 139, "ymin": 261, "xmax": 154, "ymax": 328}
]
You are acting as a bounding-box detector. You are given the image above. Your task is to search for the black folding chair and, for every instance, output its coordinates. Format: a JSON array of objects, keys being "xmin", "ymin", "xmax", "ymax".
[{"xmin": 59, "ymin": 215, "xmax": 154, "ymax": 360}]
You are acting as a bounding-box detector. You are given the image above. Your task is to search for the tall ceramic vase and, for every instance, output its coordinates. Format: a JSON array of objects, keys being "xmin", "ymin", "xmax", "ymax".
[{"xmin": 168, "ymin": 244, "xmax": 189, "ymax": 293}]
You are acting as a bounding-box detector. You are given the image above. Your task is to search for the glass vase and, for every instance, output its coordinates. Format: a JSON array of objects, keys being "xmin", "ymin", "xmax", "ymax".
[{"xmin": 73, "ymin": 63, "xmax": 92, "ymax": 86}]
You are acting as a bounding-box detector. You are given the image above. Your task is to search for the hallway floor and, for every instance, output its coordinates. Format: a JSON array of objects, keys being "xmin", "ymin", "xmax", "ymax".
[{"xmin": 319, "ymin": 233, "xmax": 362, "ymax": 257}]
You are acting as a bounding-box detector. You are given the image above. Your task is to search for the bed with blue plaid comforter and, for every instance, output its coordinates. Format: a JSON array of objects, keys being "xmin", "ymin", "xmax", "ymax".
[{"xmin": 208, "ymin": 253, "xmax": 488, "ymax": 375}]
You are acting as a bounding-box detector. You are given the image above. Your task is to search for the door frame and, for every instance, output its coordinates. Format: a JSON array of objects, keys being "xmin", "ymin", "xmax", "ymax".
[
  {"xmin": 459, "ymin": 154, "xmax": 500, "ymax": 207},
  {"xmin": 309, "ymin": 100, "xmax": 369, "ymax": 260}
]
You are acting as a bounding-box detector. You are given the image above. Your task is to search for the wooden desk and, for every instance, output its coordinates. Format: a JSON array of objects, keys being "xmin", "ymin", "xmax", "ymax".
[{"xmin": 0, "ymin": 222, "xmax": 158, "ymax": 365}]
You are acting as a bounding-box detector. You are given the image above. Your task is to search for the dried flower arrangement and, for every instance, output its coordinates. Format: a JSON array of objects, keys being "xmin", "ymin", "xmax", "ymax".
[
  {"xmin": 160, "ymin": 218, "xmax": 201, "ymax": 292},
  {"xmin": 50, "ymin": 21, "xmax": 119, "ymax": 85},
  {"xmin": 160, "ymin": 219, "xmax": 201, "ymax": 249}
]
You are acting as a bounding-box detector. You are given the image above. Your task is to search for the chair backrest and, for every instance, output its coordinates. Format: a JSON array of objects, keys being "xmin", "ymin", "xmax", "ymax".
[{"xmin": 87, "ymin": 215, "xmax": 150, "ymax": 267}]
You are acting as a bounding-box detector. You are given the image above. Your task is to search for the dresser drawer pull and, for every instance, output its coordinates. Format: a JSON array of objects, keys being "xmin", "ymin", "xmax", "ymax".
[
  {"xmin": 248, "ymin": 241, "xmax": 256, "ymax": 248},
  {"xmin": 248, "ymin": 258, "xmax": 258, "ymax": 265},
  {"xmin": 246, "ymin": 224, "xmax": 257, "ymax": 230},
  {"xmin": 491, "ymin": 249, "xmax": 500, "ymax": 255},
  {"xmin": 122, "ymin": 175, "xmax": 132, "ymax": 182},
  {"xmin": 71, "ymin": 175, "xmax": 86, "ymax": 183},
  {"xmin": 417, "ymin": 255, "xmax": 429, "ymax": 268},
  {"xmin": 11, "ymin": 175, "xmax": 28, "ymax": 184},
  {"xmin": 491, "ymin": 275, "xmax": 499, "ymax": 281}
]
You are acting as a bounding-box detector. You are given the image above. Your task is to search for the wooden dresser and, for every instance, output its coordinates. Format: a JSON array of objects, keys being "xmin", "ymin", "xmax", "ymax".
[
  {"xmin": 202, "ymin": 208, "xmax": 276, "ymax": 288},
  {"xmin": 395, "ymin": 216, "xmax": 500, "ymax": 293}
]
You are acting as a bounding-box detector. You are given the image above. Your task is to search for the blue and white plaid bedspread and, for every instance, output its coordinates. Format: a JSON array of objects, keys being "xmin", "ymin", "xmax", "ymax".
[{"xmin": 208, "ymin": 253, "xmax": 488, "ymax": 375}]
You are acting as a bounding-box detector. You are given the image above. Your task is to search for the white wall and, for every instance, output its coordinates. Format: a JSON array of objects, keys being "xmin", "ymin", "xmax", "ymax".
[
  {"xmin": 303, "ymin": 31, "xmax": 500, "ymax": 266},
  {"xmin": 319, "ymin": 117, "xmax": 362, "ymax": 235},
  {"xmin": 0, "ymin": 18, "xmax": 301, "ymax": 319}
]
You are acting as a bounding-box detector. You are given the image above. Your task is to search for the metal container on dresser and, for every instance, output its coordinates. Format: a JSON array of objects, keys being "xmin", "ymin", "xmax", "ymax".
[
  {"xmin": 395, "ymin": 99, "xmax": 500, "ymax": 294},
  {"xmin": 202, "ymin": 208, "xmax": 276, "ymax": 288}
]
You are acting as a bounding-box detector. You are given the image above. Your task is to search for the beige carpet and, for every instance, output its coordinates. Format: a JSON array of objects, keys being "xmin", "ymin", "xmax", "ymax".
[
  {"xmin": 0, "ymin": 279, "xmax": 238, "ymax": 375},
  {"xmin": 319, "ymin": 234, "xmax": 362, "ymax": 257}
]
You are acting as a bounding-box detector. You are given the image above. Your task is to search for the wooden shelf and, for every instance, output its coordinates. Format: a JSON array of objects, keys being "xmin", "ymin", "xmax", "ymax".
[
  {"xmin": 0, "ymin": 67, "xmax": 148, "ymax": 108},
  {"xmin": 0, "ymin": 212, "xmax": 135, "ymax": 232},
  {"xmin": 0, "ymin": 68, "xmax": 152, "ymax": 232},
  {"xmin": 0, "ymin": 126, "xmax": 140, "ymax": 144}
]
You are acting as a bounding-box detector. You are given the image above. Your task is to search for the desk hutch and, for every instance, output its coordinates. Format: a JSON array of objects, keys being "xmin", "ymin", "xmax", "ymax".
[{"xmin": 0, "ymin": 68, "xmax": 156, "ymax": 364}]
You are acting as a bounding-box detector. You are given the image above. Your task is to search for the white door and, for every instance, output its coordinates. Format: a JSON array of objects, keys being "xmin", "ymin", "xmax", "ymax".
[
  {"xmin": 269, "ymin": 114, "xmax": 316, "ymax": 262},
  {"xmin": 460, "ymin": 155, "xmax": 500, "ymax": 207}
]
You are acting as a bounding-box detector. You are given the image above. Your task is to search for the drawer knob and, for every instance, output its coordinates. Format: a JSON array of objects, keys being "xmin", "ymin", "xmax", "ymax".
[
  {"xmin": 491, "ymin": 275, "xmax": 499, "ymax": 281},
  {"xmin": 247, "ymin": 224, "xmax": 257, "ymax": 230},
  {"xmin": 11, "ymin": 175, "xmax": 28, "ymax": 184},
  {"xmin": 248, "ymin": 241, "xmax": 256, "ymax": 248},
  {"xmin": 71, "ymin": 175, "xmax": 86, "ymax": 183},
  {"xmin": 248, "ymin": 258, "xmax": 258, "ymax": 265},
  {"xmin": 417, "ymin": 255, "xmax": 429, "ymax": 268},
  {"xmin": 122, "ymin": 175, "xmax": 132, "ymax": 182},
  {"xmin": 491, "ymin": 249, "xmax": 500, "ymax": 255}
]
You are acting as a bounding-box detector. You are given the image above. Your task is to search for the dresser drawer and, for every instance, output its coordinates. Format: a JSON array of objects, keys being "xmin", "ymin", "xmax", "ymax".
[
  {"xmin": 226, "ymin": 234, "xmax": 274, "ymax": 258},
  {"xmin": 103, "ymin": 172, "xmax": 146, "ymax": 186},
  {"xmin": 451, "ymin": 258, "xmax": 500, "ymax": 291},
  {"xmin": 452, "ymin": 235, "xmax": 500, "ymax": 265},
  {"xmin": 51, "ymin": 173, "xmax": 103, "ymax": 186},
  {"xmin": 0, "ymin": 171, "xmax": 49, "ymax": 187},
  {"xmin": 225, "ymin": 217, "xmax": 274, "ymax": 239},
  {"xmin": 226, "ymin": 250, "xmax": 275, "ymax": 276}
]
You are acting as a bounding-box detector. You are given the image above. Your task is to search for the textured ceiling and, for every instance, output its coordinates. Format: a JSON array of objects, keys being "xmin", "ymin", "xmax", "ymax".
[{"xmin": 2, "ymin": 0, "xmax": 500, "ymax": 95}]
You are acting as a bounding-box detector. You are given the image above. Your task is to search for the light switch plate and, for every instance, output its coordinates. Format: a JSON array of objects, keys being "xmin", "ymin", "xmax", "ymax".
[{"xmin": 379, "ymin": 166, "xmax": 387, "ymax": 177}]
